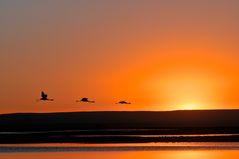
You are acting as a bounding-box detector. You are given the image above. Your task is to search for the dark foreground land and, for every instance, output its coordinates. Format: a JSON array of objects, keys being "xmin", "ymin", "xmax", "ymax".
[{"xmin": 1, "ymin": 110, "xmax": 239, "ymax": 143}]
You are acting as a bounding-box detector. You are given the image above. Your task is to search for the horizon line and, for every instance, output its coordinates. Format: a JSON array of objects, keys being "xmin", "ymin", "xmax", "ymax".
[{"xmin": 1, "ymin": 108, "xmax": 239, "ymax": 116}]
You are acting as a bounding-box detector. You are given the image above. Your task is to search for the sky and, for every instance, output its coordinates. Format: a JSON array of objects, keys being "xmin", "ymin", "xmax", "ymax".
[{"xmin": 1, "ymin": 0, "xmax": 239, "ymax": 113}]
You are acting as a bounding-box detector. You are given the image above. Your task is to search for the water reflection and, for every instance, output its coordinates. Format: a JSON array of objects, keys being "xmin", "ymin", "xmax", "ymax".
[
  {"xmin": 1, "ymin": 142, "xmax": 239, "ymax": 153},
  {"xmin": 0, "ymin": 150, "xmax": 239, "ymax": 159}
]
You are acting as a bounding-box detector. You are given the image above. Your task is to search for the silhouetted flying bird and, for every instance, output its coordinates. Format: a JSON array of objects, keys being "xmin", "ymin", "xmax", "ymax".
[
  {"xmin": 76, "ymin": 98, "xmax": 95, "ymax": 103},
  {"xmin": 116, "ymin": 101, "xmax": 131, "ymax": 104},
  {"xmin": 40, "ymin": 91, "xmax": 54, "ymax": 101}
]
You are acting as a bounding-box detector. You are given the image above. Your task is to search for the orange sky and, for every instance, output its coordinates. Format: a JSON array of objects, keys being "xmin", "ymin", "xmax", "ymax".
[{"xmin": 1, "ymin": 1, "xmax": 239, "ymax": 113}]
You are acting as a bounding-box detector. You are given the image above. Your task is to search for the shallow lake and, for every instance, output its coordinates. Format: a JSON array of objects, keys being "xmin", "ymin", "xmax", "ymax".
[{"xmin": 1, "ymin": 143, "xmax": 239, "ymax": 159}]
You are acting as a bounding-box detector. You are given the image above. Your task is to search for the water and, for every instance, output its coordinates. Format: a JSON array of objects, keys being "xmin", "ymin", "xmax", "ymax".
[
  {"xmin": 1, "ymin": 130, "xmax": 239, "ymax": 159},
  {"xmin": 0, "ymin": 143, "xmax": 239, "ymax": 159},
  {"xmin": 0, "ymin": 149, "xmax": 239, "ymax": 159},
  {"xmin": 67, "ymin": 134, "xmax": 239, "ymax": 137}
]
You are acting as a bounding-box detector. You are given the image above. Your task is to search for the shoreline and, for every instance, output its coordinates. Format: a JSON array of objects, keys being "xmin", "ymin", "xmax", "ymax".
[{"xmin": 1, "ymin": 132, "xmax": 239, "ymax": 144}]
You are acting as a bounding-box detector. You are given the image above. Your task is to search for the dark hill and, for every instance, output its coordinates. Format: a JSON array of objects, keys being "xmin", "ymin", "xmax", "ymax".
[{"xmin": 0, "ymin": 110, "xmax": 239, "ymax": 131}]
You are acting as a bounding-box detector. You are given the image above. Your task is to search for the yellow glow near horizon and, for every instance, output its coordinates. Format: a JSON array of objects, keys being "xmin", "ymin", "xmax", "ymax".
[
  {"xmin": 145, "ymin": 67, "xmax": 224, "ymax": 111},
  {"xmin": 180, "ymin": 103, "xmax": 199, "ymax": 110}
]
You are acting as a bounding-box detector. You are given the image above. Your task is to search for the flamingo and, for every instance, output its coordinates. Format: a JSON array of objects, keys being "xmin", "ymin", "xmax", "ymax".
[
  {"xmin": 39, "ymin": 91, "xmax": 54, "ymax": 101},
  {"xmin": 116, "ymin": 101, "xmax": 131, "ymax": 104},
  {"xmin": 76, "ymin": 97, "xmax": 95, "ymax": 103}
]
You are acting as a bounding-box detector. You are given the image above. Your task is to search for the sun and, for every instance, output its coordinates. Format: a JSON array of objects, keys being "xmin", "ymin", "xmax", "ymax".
[{"xmin": 180, "ymin": 103, "xmax": 198, "ymax": 110}]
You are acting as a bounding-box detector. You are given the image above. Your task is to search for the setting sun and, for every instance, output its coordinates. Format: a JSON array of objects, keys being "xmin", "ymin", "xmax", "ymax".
[{"xmin": 180, "ymin": 103, "xmax": 199, "ymax": 110}]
